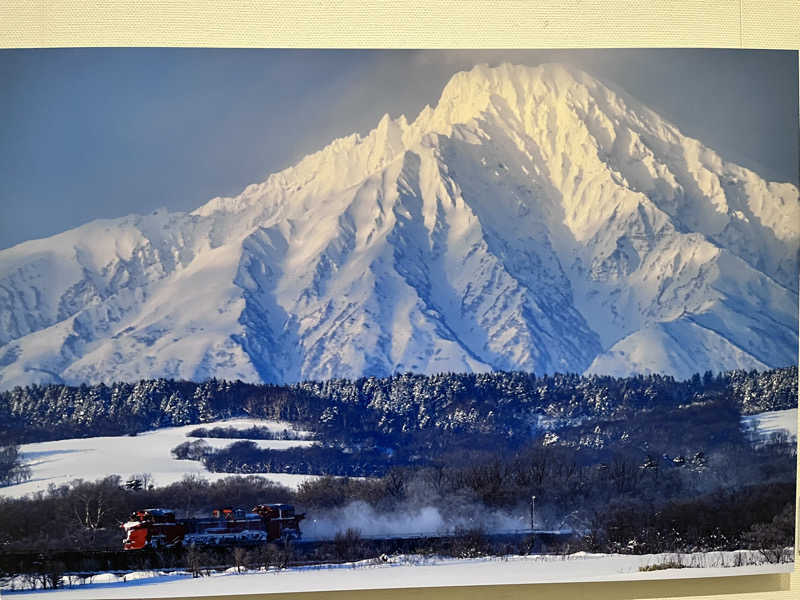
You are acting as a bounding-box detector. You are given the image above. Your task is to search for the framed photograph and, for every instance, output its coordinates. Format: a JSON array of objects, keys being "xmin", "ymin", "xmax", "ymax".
[{"xmin": 0, "ymin": 4, "xmax": 797, "ymax": 600}]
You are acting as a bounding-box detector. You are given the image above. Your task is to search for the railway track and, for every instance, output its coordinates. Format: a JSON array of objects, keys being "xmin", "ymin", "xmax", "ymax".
[{"xmin": 0, "ymin": 530, "xmax": 575, "ymax": 577}]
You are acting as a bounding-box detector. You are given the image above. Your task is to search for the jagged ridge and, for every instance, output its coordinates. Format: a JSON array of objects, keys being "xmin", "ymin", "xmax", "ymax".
[{"xmin": 0, "ymin": 63, "xmax": 797, "ymax": 388}]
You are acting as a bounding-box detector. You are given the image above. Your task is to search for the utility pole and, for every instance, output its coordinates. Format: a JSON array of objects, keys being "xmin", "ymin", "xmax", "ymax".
[{"xmin": 530, "ymin": 495, "xmax": 536, "ymax": 530}]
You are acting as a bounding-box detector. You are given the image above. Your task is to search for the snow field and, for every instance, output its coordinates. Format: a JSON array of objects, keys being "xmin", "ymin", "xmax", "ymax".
[
  {"xmin": 3, "ymin": 550, "xmax": 793, "ymax": 598},
  {"xmin": 2, "ymin": 418, "xmax": 319, "ymax": 498},
  {"xmin": 740, "ymin": 408, "xmax": 797, "ymax": 441}
]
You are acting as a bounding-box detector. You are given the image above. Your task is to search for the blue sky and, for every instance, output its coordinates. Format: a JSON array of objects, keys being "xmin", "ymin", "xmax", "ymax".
[{"xmin": 0, "ymin": 49, "xmax": 797, "ymax": 251}]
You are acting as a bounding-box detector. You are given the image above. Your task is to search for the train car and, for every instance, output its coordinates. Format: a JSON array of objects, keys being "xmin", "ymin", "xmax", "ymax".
[
  {"xmin": 122, "ymin": 504, "xmax": 304, "ymax": 550},
  {"xmin": 122, "ymin": 508, "xmax": 187, "ymax": 550}
]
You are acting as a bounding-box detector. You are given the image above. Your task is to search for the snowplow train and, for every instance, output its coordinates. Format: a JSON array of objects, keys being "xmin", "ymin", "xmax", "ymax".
[{"xmin": 122, "ymin": 504, "xmax": 304, "ymax": 550}]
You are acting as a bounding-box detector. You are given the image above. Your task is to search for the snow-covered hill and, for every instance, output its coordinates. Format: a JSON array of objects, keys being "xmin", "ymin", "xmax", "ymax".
[
  {"xmin": 741, "ymin": 408, "xmax": 797, "ymax": 444},
  {"xmin": 4, "ymin": 418, "xmax": 318, "ymax": 498},
  {"xmin": 1, "ymin": 63, "xmax": 797, "ymax": 388}
]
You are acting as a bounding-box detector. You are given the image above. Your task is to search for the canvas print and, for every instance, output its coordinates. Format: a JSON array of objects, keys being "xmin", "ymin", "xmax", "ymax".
[{"xmin": 0, "ymin": 49, "xmax": 797, "ymax": 596}]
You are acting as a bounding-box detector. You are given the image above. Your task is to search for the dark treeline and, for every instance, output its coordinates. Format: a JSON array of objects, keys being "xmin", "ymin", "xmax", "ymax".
[
  {"xmin": 597, "ymin": 482, "xmax": 796, "ymax": 555},
  {"xmin": 1, "ymin": 366, "xmax": 796, "ymax": 445},
  {"xmin": 200, "ymin": 441, "xmax": 400, "ymax": 477},
  {"xmin": 187, "ymin": 426, "xmax": 305, "ymax": 441},
  {"xmin": 173, "ymin": 389, "xmax": 793, "ymax": 485},
  {"xmin": 173, "ymin": 429, "xmax": 522, "ymax": 477},
  {"xmin": 172, "ymin": 439, "xmax": 404, "ymax": 477}
]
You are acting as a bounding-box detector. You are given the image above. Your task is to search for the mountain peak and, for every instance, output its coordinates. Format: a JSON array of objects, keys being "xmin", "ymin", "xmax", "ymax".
[
  {"xmin": 433, "ymin": 62, "xmax": 595, "ymax": 119},
  {"xmin": 197, "ymin": 62, "xmax": 635, "ymax": 221},
  {"xmin": 0, "ymin": 63, "xmax": 796, "ymax": 389}
]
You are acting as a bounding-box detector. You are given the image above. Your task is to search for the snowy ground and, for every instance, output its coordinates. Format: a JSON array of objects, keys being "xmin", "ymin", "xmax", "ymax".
[
  {"xmin": 3, "ymin": 418, "xmax": 319, "ymax": 498},
  {"xmin": 3, "ymin": 551, "xmax": 793, "ymax": 598},
  {"xmin": 741, "ymin": 408, "xmax": 797, "ymax": 442}
]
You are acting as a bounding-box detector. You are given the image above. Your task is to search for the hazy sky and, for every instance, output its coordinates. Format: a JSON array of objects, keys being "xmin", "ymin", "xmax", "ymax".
[{"xmin": 0, "ymin": 49, "xmax": 797, "ymax": 251}]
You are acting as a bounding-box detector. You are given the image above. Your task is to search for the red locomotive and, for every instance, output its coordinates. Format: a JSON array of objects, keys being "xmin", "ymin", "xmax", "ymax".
[{"xmin": 122, "ymin": 504, "xmax": 304, "ymax": 550}]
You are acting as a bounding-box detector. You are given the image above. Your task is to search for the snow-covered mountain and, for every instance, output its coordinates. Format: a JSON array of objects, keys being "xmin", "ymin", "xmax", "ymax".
[{"xmin": 1, "ymin": 63, "xmax": 797, "ymax": 388}]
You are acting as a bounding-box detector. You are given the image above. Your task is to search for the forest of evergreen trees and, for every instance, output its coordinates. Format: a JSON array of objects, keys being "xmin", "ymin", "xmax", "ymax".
[{"xmin": 1, "ymin": 366, "xmax": 796, "ymax": 446}]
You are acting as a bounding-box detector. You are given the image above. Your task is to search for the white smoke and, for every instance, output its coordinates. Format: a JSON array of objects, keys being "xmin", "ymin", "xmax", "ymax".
[
  {"xmin": 303, "ymin": 501, "xmax": 446, "ymax": 540},
  {"xmin": 302, "ymin": 500, "xmax": 531, "ymax": 541}
]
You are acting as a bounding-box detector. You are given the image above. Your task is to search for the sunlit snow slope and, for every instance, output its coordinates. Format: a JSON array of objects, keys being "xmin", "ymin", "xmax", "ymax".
[
  {"xmin": 0, "ymin": 63, "xmax": 797, "ymax": 388},
  {"xmin": 3, "ymin": 418, "xmax": 317, "ymax": 498}
]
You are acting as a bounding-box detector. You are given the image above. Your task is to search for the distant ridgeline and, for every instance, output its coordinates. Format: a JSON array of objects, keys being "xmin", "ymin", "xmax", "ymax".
[{"xmin": 1, "ymin": 367, "xmax": 796, "ymax": 446}]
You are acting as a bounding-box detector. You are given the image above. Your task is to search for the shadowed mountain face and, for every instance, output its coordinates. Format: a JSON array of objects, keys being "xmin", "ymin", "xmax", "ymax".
[{"xmin": 0, "ymin": 63, "xmax": 797, "ymax": 388}]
